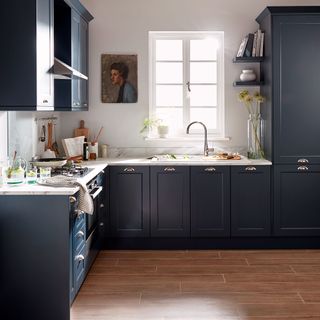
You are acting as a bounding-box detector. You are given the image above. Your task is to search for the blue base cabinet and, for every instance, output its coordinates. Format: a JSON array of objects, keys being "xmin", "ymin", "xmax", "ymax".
[
  {"xmin": 191, "ymin": 166, "xmax": 230, "ymax": 237},
  {"xmin": 231, "ymin": 166, "xmax": 271, "ymax": 237},
  {"xmin": 274, "ymin": 165, "xmax": 320, "ymax": 236},
  {"xmin": 150, "ymin": 166, "xmax": 190, "ymax": 237},
  {"xmin": 109, "ymin": 166, "xmax": 150, "ymax": 237}
]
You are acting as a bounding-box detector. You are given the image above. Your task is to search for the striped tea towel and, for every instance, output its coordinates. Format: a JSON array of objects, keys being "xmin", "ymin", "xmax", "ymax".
[{"xmin": 38, "ymin": 175, "xmax": 94, "ymax": 214}]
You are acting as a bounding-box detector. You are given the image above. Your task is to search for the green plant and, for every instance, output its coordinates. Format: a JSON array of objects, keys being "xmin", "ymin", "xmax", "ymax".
[{"xmin": 140, "ymin": 117, "xmax": 162, "ymax": 134}]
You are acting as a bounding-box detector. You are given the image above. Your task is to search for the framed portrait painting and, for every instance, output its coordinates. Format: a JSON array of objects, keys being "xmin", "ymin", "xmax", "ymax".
[{"xmin": 101, "ymin": 54, "xmax": 138, "ymax": 103}]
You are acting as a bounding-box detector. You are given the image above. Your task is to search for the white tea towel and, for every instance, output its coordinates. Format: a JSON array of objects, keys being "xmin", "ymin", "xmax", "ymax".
[{"xmin": 37, "ymin": 175, "xmax": 94, "ymax": 214}]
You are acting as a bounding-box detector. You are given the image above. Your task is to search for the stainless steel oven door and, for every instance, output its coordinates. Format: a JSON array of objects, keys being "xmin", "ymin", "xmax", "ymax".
[{"xmin": 86, "ymin": 186, "xmax": 103, "ymax": 238}]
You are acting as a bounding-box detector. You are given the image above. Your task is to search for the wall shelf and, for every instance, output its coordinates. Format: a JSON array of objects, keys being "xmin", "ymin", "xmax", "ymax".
[
  {"xmin": 233, "ymin": 81, "xmax": 264, "ymax": 87},
  {"xmin": 233, "ymin": 57, "xmax": 264, "ymax": 63}
]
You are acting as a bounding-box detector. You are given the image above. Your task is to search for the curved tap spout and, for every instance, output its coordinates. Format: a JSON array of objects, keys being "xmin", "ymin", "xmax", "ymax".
[{"xmin": 186, "ymin": 121, "xmax": 212, "ymax": 157}]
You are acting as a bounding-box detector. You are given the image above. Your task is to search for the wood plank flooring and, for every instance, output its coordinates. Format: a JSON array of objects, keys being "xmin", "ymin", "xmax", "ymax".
[{"xmin": 71, "ymin": 249, "xmax": 320, "ymax": 320}]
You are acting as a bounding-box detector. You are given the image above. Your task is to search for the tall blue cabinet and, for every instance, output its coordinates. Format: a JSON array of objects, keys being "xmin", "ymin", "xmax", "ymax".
[{"xmin": 258, "ymin": 7, "xmax": 320, "ymax": 236}]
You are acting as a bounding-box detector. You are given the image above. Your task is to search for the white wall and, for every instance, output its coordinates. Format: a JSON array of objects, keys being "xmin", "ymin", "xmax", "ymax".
[
  {"xmin": 0, "ymin": 112, "xmax": 7, "ymax": 160},
  {"xmin": 35, "ymin": 1, "xmax": 320, "ymax": 156}
]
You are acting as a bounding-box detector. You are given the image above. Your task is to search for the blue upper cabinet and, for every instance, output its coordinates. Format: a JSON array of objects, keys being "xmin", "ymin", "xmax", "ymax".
[
  {"xmin": 0, "ymin": 0, "xmax": 54, "ymax": 111},
  {"xmin": 257, "ymin": 7, "xmax": 320, "ymax": 164},
  {"xmin": 0, "ymin": 0, "xmax": 93, "ymax": 111}
]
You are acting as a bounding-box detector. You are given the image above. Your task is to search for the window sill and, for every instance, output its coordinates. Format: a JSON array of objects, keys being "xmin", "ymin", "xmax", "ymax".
[{"xmin": 144, "ymin": 135, "xmax": 231, "ymax": 142}]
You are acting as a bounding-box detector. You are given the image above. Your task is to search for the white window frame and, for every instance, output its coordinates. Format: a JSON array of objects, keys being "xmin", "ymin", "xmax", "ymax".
[{"xmin": 149, "ymin": 31, "xmax": 225, "ymax": 139}]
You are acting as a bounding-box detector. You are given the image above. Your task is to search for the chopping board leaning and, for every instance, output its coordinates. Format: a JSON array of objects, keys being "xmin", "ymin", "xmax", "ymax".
[{"xmin": 74, "ymin": 120, "xmax": 89, "ymax": 139}]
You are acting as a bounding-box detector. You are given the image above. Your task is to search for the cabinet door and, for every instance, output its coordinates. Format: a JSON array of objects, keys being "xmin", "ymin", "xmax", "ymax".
[
  {"xmin": 273, "ymin": 15, "xmax": 320, "ymax": 163},
  {"xmin": 191, "ymin": 166, "xmax": 230, "ymax": 237},
  {"xmin": 151, "ymin": 166, "xmax": 190, "ymax": 237},
  {"xmin": 274, "ymin": 165, "xmax": 320, "ymax": 236},
  {"xmin": 231, "ymin": 166, "xmax": 271, "ymax": 237},
  {"xmin": 71, "ymin": 10, "xmax": 88, "ymax": 110},
  {"xmin": 110, "ymin": 166, "xmax": 149, "ymax": 237},
  {"xmin": 36, "ymin": 0, "xmax": 54, "ymax": 109},
  {"xmin": 0, "ymin": 0, "xmax": 54, "ymax": 111}
]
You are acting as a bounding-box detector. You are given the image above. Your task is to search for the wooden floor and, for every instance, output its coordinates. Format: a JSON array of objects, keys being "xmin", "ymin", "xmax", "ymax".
[{"xmin": 71, "ymin": 249, "xmax": 320, "ymax": 320}]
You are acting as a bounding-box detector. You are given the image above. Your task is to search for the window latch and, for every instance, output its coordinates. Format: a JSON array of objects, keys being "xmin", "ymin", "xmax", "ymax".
[{"xmin": 186, "ymin": 81, "xmax": 191, "ymax": 92}]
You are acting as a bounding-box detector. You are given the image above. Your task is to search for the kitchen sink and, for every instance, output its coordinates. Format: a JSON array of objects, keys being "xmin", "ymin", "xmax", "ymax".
[{"xmin": 149, "ymin": 154, "xmax": 244, "ymax": 162}]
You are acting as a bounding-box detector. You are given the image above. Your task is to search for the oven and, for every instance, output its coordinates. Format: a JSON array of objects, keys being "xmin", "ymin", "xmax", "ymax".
[{"xmin": 86, "ymin": 173, "xmax": 104, "ymax": 238}]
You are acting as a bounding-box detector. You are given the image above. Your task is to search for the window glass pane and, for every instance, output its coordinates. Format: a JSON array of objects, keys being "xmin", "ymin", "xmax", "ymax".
[
  {"xmin": 190, "ymin": 108, "xmax": 217, "ymax": 129},
  {"xmin": 156, "ymin": 85, "xmax": 183, "ymax": 107},
  {"xmin": 156, "ymin": 40, "xmax": 182, "ymax": 61},
  {"xmin": 190, "ymin": 39, "xmax": 218, "ymax": 61},
  {"xmin": 156, "ymin": 62, "xmax": 183, "ymax": 84},
  {"xmin": 156, "ymin": 108, "xmax": 183, "ymax": 131},
  {"xmin": 190, "ymin": 85, "xmax": 217, "ymax": 106},
  {"xmin": 190, "ymin": 62, "xmax": 217, "ymax": 84}
]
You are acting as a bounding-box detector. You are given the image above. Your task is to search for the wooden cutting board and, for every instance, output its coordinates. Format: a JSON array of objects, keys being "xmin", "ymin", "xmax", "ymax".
[{"xmin": 74, "ymin": 120, "xmax": 89, "ymax": 139}]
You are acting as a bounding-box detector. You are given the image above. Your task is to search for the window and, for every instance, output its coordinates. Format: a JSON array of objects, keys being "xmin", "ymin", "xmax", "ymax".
[{"xmin": 149, "ymin": 31, "xmax": 224, "ymax": 138}]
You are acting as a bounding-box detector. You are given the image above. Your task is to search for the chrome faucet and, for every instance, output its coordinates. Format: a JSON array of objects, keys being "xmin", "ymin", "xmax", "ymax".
[{"xmin": 186, "ymin": 121, "xmax": 214, "ymax": 157}]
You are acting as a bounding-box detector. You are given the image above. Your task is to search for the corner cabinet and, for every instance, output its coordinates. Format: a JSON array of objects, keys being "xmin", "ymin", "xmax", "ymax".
[
  {"xmin": 0, "ymin": 0, "xmax": 93, "ymax": 111},
  {"xmin": 150, "ymin": 166, "xmax": 190, "ymax": 237},
  {"xmin": 191, "ymin": 166, "xmax": 230, "ymax": 237},
  {"xmin": 231, "ymin": 166, "xmax": 271, "ymax": 237},
  {"xmin": 54, "ymin": 0, "xmax": 93, "ymax": 111},
  {"xmin": 109, "ymin": 166, "xmax": 150, "ymax": 237}
]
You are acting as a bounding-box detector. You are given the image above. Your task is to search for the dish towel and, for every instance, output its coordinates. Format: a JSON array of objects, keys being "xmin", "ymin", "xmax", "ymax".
[{"xmin": 37, "ymin": 175, "xmax": 94, "ymax": 215}]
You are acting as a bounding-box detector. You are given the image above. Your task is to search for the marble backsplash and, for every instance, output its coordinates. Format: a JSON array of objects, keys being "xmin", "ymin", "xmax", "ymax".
[{"xmin": 107, "ymin": 145, "xmax": 247, "ymax": 159}]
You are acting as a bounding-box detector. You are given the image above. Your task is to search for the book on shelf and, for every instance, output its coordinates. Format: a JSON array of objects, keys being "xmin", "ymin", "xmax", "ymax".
[
  {"xmin": 252, "ymin": 31, "xmax": 258, "ymax": 57},
  {"xmin": 256, "ymin": 29, "xmax": 262, "ymax": 58},
  {"xmin": 244, "ymin": 33, "xmax": 254, "ymax": 57},
  {"xmin": 236, "ymin": 35, "xmax": 249, "ymax": 57},
  {"xmin": 259, "ymin": 32, "xmax": 265, "ymax": 57}
]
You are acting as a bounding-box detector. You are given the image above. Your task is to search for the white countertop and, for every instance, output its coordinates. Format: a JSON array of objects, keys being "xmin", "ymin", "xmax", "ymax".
[
  {"xmin": 0, "ymin": 156, "xmax": 272, "ymax": 195},
  {"xmin": 0, "ymin": 162, "xmax": 107, "ymax": 195}
]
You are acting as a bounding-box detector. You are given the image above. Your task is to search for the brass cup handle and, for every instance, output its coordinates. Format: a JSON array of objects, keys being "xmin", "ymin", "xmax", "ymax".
[
  {"xmin": 297, "ymin": 158, "xmax": 309, "ymax": 164},
  {"xmin": 164, "ymin": 167, "xmax": 176, "ymax": 172},
  {"xmin": 245, "ymin": 166, "xmax": 257, "ymax": 171},
  {"xmin": 297, "ymin": 166, "xmax": 309, "ymax": 171},
  {"xmin": 124, "ymin": 167, "xmax": 135, "ymax": 172},
  {"xmin": 204, "ymin": 167, "xmax": 216, "ymax": 172}
]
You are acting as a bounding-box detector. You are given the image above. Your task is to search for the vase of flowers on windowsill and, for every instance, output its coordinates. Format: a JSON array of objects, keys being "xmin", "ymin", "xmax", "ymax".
[{"xmin": 238, "ymin": 90, "xmax": 265, "ymax": 159}]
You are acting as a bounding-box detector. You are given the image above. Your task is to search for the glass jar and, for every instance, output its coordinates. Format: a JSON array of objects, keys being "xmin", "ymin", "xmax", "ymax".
[{"xmin": 247, "ymin": 113, "xmax": 265, "ymax": 159}]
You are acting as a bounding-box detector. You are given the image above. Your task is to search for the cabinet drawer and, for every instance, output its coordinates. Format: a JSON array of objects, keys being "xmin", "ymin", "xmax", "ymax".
[
  {"xmin": 74, "ymin": 245, "xmax": 86, "ymax": 291},
  {"xmin": 74, "ymin": 209, "xmax": 85, "ymax": 231},
  {"xmin": 73, "ymin": 223, "xmax": 86, "ymax": 254}
]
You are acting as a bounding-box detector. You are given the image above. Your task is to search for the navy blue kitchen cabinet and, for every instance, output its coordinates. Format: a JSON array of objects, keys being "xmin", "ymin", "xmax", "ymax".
[
  {"xmin": 0, "ymin": 196, "xmax": 72, "ymax": 320},
  {"xmin": 258, "ymin": 7, "xmax": 320, "ymax": 164},
  {"xmin": 109, "ymin": 166, "xmax": 150, "ymax": 237},
  {"xmin": 0, "ymin": 0, "xmax": 54, "ymax": 110},
  {"xmin": 257, "ymin": 7, "xmax": 320, "ymax": 237},
  {"xmin": 54, "ymin": 0, "xmax": 93, "ymax": 111},
  {"xmin": 0, "ymin": 0, "xmax": 93, "ymax": 111},
  {"xmin": 151, "ymin": 166, "xmax": 190, "ymax": 237},
  {"xmin": 231, "ymin": 166, "xmax": 271, "ymax": 237},
  {"xmin": 274, "ymin": 165, "xmax": 320, "ymax": 236},
  {"xmin": 191, "ymin": 166, "xmax": 230, "ymax": 237}
]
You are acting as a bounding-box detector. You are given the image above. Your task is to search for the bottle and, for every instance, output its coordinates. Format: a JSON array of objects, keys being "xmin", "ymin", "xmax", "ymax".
[
  {"xmin": 83, "ymin": 138, "xmax": 89, "ymax": 161},
  {"xmin": 101, "ymin": 144, "xmax": 108, "ymax": 158}
]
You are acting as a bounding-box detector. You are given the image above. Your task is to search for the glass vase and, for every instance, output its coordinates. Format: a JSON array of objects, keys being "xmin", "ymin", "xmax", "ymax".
[{"xmin": 247, "ymin": 113, "xmax": 265, "ymax": 159}]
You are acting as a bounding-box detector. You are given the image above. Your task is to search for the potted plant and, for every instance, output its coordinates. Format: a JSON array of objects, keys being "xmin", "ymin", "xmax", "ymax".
[{"xmin": 140, "ymin": 117, "xmax": 169, "ymax": 138}]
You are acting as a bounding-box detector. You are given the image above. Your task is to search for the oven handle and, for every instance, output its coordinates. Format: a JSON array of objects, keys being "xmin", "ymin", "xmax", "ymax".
[{"xmin": 90, "ymin": 186, "xmax": 103, "ymax": 199}]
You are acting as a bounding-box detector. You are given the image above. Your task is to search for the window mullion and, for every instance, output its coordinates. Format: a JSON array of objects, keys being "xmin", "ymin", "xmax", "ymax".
[{"xmin": 183, "ymin": 38, "xmax": 190, "ymax": 130}]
